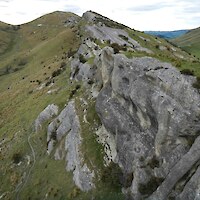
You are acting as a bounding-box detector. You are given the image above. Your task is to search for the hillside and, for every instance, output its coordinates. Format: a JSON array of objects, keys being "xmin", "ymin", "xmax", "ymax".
[
  {"xmin": 1, "ymin": 10, "xmax": 200, "ymax": 200},
  {"xmin": 172, "ymin": 27, "xmax": 200, "ymax": 58},
  {"xmin": 145, "ymin": 30, "xmax": 188, "ymax": 39}
]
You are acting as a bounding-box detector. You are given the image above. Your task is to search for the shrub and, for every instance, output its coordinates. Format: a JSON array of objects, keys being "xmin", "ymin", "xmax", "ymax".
[
  {"xmin": 45, "ymin": 80, "xmax": 52, "ymax": 87},
  {"xmin": 12, "ymin": 153, "xmax": 22, "ymax": 164},
  {"xmin": 110, "ymin": 43, "xmax": 121, "ymax": 54},
  {"xmin": 73, "ymin": 67, "xmax": 80, "ymax": 78},
  {"xmin": 52, "ymin": 68, "xmax": 62, "ymax": 77},
  {"xmin": 68, "ymin": 187, "xmax": 81, "ymax": 199},
  {"xmin": 69, "ymin": 85, "xmax": 81, "ymax": 99},
  {"xmin": 180, "ymin": 69, "xmax": 194, "ymax": 76},
  {"xmin": 123, "ymin": 172, "xmax": 134, "ymax": 188},
  {"xmin": 101, "ymin": 162, "xmax": 123, "ymax": 189},
  {"xmin": 79, "ymin": 54, "xmax": 87, "ymax": 63},
  {"xmin": 60, "ymin": 62, "xmax": 66, "ymax": 68},
  {"xmin": 138, "ymin": 176, "xmax": 164, "ymax": 195},
  {"xmin": 75, "ymin": 84, "xmax": 81, "ymax": 90},
  {"xmin": 36, "ymin": 80, "xmax": 41, "ymax": 85},
  {"xmin": 88, "ymin": 79, "xmax": 94, "ymax": 85},
  {"xmin": 166, "ymin": 46, "xmax": 171, "ymax": 51},
  {"xmin": 50, "ymin": 131, "xmax": 57, "ymax": 141},
  {"xmin": 118, "ymin": 34, "xmax": 129, "ymax": 41},
  {"xmin": 193, "ymin": 77, "xmax": 200, "ymax": 89},
  {"xmin": 67, "ymin": 49, "xmax": 76, "ymax": 58}
]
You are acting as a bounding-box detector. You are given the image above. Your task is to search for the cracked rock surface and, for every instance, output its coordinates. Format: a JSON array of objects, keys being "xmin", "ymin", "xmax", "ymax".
[{"xmin": 95, "ymin": 47, "xmax": 200, "ymax": 199}]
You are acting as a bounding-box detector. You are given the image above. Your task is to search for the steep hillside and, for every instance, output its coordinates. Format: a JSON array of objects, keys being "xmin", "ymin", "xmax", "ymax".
[
  {"xmin": 1, "ymin": 10, "xmax": 200, "ymax": 200},
  {"xmin": 172, "ymin": 27, "xmax": 200, "ymax": 58}
]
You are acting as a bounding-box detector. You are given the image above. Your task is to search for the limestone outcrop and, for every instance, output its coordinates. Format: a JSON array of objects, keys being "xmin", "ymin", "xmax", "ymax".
[
  {"xmin": 47, "ymin": 101, "xmax": 94, "ymax": 191},
  {"xmin": 94, "ymin": 47, "xmax": 200, "ymax": 199},
  {"xmin": 34, "ymin": 104, "xmax": 59, "ymax": 132}
]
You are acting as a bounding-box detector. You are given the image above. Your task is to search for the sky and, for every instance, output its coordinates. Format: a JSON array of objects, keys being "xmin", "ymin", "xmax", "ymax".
[{"xmin": 0, "ymin": 0, "xmax": 200, "ymax": 31}]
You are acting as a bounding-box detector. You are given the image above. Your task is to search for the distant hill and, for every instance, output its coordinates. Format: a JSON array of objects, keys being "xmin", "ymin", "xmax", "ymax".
[
  {"xmin": 145, "ymin": 30, "xmax": 188, "ymax": 39},
  {"xmin": 172, "ymin": 27, "xmax": 200, "ymax": 58}
]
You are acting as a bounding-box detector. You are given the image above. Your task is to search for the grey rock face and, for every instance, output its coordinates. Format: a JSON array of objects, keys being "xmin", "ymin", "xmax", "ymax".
[
  {"xmin": 82, "ymin": 11, "xmax": 152, "ymax": 54},
  {"xmin": 64, "ymin": 16, "xmax": 79, "ymax": 27},
  {"xmin": 148, "ymin": 135, "xmax": 200, "ymax": 200},
  {"xmin": 85, "ymin": 25, "xmax": 152, "ymax": 54},
  {"xmin": 95, "ymin": 48, "xmax": 200, "ymax": 199},
  {"xmin": 82, "ymin": 11, "xmax": 97, "ymax": 23},
  {"xmin": 47, "ymin": 101, "xmax": 94, "ymax": 191},
  {"xmin": 70, "ymin": 39, "xmax": 100, "ymax": 84},
  {"xmin": 178, "ymin": 165, "xmax": 200, "ymax": 200},
  {"xmin": 34, "ymin": 104, "xmax": 58, "ymax": 132}
]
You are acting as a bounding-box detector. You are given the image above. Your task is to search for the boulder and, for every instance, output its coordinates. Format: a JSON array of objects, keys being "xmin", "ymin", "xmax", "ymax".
[{"xmin": 34, "ymin": 104, "xmax": 58, "ymax": 132}]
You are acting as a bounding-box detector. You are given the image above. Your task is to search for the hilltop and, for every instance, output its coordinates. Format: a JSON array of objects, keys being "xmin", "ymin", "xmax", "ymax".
[{"xmin": 1, "ymin": 10, "xmax": 200, "ymax": 200}]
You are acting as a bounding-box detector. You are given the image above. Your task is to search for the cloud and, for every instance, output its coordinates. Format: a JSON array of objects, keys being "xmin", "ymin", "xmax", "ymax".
[
  {"xmin": 128, "ymin": 2, "xmax": 172, "ymax": 12},
  {"xmin": 0, "ymin": 0, "xmax": 199, "ymax": 30},
  {"xmin": 63, "ymin": 4, "xmax": 82, "ymax": 15},
  {"xmin": 184, "ymin": 4, "xmax": 200, "ymax": 14}
]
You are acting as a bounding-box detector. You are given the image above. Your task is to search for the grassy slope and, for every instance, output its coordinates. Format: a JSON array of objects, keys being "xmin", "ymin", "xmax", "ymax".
[
  {"xmin": 172, "ymin": 27, "xmax": 200, "ymax": 58},
  {"xmin": 0, "ymin": 11, "xmax": 82, "ymax": 200},
  {"xmin": 0, "ymin": 11, "xmax": 125, "ymax": 200},
  {"xmin": 124, "ymin": 28, "xmax": 200, "ymax": 77}
]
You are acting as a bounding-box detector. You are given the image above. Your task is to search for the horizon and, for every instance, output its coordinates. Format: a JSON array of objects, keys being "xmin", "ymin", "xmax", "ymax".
[
  {"xmin": 0, "ymin": 0, "xmax": 200, "ymax": 31},
  {"xmin": 0, "ymin": 10, "xmax": 198, "ymax": 32}
]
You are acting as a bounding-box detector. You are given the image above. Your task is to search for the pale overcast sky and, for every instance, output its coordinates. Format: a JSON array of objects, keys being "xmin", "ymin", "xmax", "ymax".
[{"xmin": 0, "ymin": 0, "xmax": 200, "ymax": 31}]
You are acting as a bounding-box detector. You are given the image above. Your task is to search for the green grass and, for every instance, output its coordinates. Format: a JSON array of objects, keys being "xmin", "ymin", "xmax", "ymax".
[
  {"xmin": 0, "ymin": 11, "xmax": 82, "ymax": 199},
  {"xmin": 0, "ymin": 15, "xmax": 124, "ymax": 198},
  {"xmin": 124, "ymin": 28, "xmax": 200, "ymax": 78}
]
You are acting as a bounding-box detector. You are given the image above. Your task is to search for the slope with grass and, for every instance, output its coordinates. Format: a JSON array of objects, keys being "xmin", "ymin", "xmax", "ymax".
[
  {"xmin": 0, "ymin": 11, "xmax": 83, "ymax": 200},
  {"xmin": 172, "ymin": 27, "xmax": 200, "ymax": 58}
]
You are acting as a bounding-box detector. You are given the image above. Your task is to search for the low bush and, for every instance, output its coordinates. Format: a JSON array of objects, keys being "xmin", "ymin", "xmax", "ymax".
[
  {"xmin": 79, "ymin": 54, "xmax": 87, "ymax": 63},
  {"xmin": 69, "ymin": 85, "xmax": 81, "ymax": 99},
  {"xmin": 180, "ymin": 69, "xmax": 194, "ymax": 76},
  {"xmin": 52, "ymin": 68, "xmax": 62, "ymax": 77},
  {"xmin": 67, "ymin": 49, "xmax": 76, "ymax": 58},
  {"xmin": 101, "ymin": 162, "xmax": 123, "ymax": 189},
  {"xmin": 110, "ymin": 43, "xmax": 121, "ymax": 54},
  {"xmin": 12, "ymin": 152, "xmax": 22, "ymax": 164},
  {"xmin": 138, "ymin": 176, "xmax": 164, "ymax": 195},
  {"xmin": 193, "ymin": 77, "xmax": 200, "ymax": 89},
  {"xmin": 60, "ymin": 62, "xmax": 66, "ymax": 68},
  {"xmin": 119, "ymin": 34, "xmax": 129, "ymax": 41}
]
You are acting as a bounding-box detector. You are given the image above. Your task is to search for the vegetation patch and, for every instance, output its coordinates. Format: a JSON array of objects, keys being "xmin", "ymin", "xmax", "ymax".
[
  {"xmin": 110, "ymin": 43, "xmax": 127, "ymax": 54},
  {"xmin": 118, "ymin": 34, "xmax": 129, "ymax": 41},
  {"xmin": 138, "ymin": 176, "xmax": 164, "ymax": 196},
  {"xmin": 12, "ymin": 152, "xmax": 23, "ymax": 164},
  {"xmin": 193, "ymin": 77, "xmax": 200, "ymax": 89},
  {"xmin": 79, "ymin": 54, "xmax": 87, "ymax": 63},
  {"xmin": 180, "ymin": 69, "xmax": 194, "ymax": 76},
  {"xmin": 101, "ymin": 162, "xmax": 123, "ymax": 189}
]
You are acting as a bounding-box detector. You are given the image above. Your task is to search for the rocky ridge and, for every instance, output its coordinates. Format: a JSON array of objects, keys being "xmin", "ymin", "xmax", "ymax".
[{"xmin": 33, "ymin": 11, "xmax": 200, "ymax": 199}]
